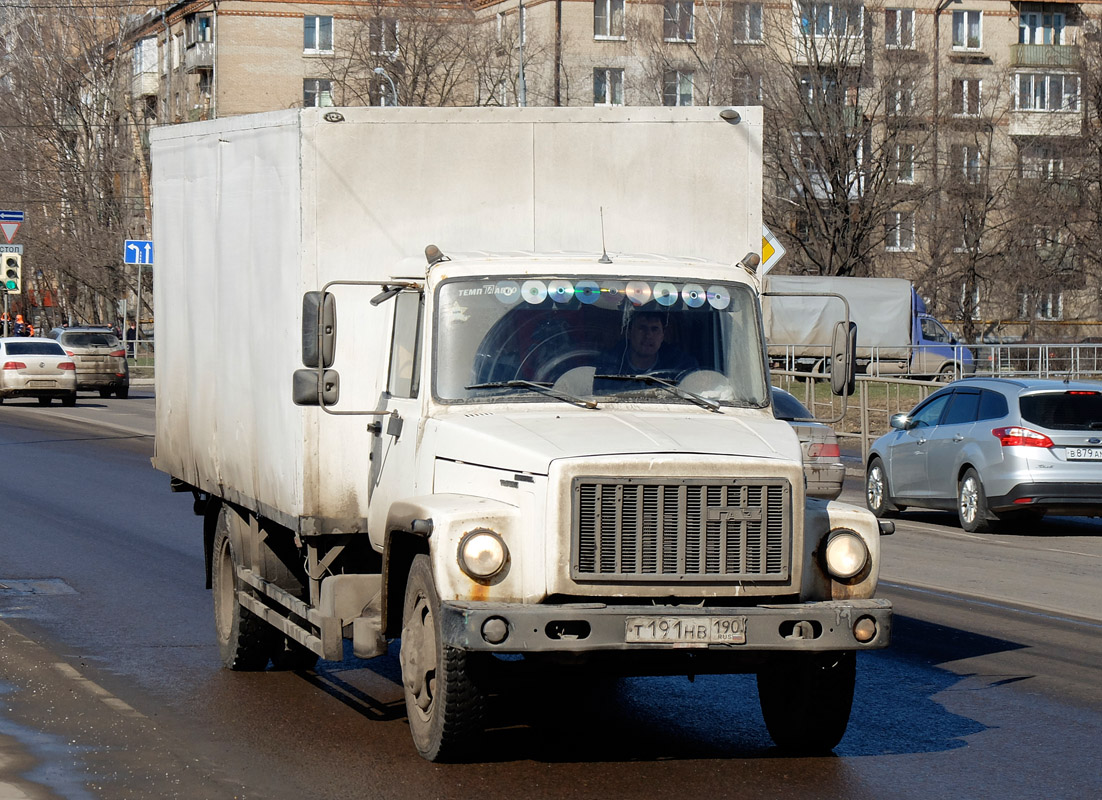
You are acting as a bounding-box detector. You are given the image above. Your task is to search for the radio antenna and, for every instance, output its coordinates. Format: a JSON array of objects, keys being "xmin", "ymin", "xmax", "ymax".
[{"xmin": 598, "ymin": 207, "xmax": 612, "ymax": 264}]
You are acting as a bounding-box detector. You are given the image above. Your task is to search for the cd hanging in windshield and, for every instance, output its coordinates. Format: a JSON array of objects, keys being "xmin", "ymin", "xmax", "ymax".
[
  {"xmin": 521, "ymin": 280, "xmax": 547, "ymax": 304},
  {"xmin": 707, "ymin": 286, "xmax": 731, "ymax": 310},
  {"xmin": 547, "ymin": 280, "xmax": 575, "ymax": 303},
  {"xmin": 653, "ymin": 283, "xmax": 678, "ymax": 306},
  {"xmin": 625, "ymin": 281, "xmax": 652, "ymax": 306},
  {"xmin": 682, "ymin": 284, "xmax": 706, "ymax": 308},
  {"xmin": 575, "ymin": 280, "xmax": 601, "ymax": 304}
]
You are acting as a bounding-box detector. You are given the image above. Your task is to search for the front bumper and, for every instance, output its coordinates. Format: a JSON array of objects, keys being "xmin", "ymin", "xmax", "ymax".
[{"xmin": 440, "ymin": 598, "xmax": 891, "ymax": 654}]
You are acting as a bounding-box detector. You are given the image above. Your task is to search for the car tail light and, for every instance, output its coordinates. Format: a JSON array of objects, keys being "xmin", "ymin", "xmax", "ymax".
[
  {"xmin": 59, "ymin": 361, "xmax": 76, "ymax": 370},
  {"xmin": 2, "ymin": 361, "xmax": 26, "ymax": 370},
  {"xmin": 1067, "ymin": 391, "xmax": 1099, "ymax": 396},
  {"xmin": 64, "ymin": 350, "xmax": 75, "ymax": 356},
  {"xmin": 807, "ymin": 442, "xmax": 841, "ymax": 459},
  {"xmin": 992, "ymin": 426, "xmax": 1053, "ymax": 448},
  {"xmin": 109, "ymin": 349, "xmax": 126, "ymax": 358}
]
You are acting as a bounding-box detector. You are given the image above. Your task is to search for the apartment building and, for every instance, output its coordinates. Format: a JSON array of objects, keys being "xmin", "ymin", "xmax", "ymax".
[{"xmin": 120, "ymin": 0, "xmax": 1102, "ymax": 336}]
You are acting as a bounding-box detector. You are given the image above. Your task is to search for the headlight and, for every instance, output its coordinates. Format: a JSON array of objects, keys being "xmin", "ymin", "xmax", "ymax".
[
  {"xmin": 824, "ymin": 530, "xmax": 868, "ymax": 580},
  {"xmin": 458, "ymin": 529, "xmax": 508, "ymax": 581}
]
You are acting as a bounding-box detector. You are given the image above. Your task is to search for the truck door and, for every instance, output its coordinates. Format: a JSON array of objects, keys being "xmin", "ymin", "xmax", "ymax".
[
  {"xmin": 913, "ymin": 316, "xmax": 954, "ymax": 376},
  {"xmin": 367, "ymin": 289, "xmax": 426, "ymax": 536}
]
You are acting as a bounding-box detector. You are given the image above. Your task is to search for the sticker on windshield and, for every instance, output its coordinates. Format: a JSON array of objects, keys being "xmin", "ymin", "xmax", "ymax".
[
  {"xmin": 495, "ymin": 281, "xmax": 521, "ymax": 305},
  {"xmin": 521, "ymin": 280, "xmax": 547, "ymax": 304}
]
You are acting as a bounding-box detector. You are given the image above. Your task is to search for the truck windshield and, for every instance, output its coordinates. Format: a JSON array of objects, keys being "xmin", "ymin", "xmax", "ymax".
[{"xmin": 435, "ymin": 277, "xmax": 769, "ymax": 407}]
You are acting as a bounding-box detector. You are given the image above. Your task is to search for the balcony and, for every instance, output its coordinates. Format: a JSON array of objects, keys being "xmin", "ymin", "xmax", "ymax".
[
  {"xmin": 1010, "ymin": 110, "xmax": 1083, "ymax": 138},
  {"xmin": 1011, "ymin": 44, "xmax": 1080, "ymax": 68},
  {"xmin": 130, "ymin": 70, "xmax": 159, "ymax": 99},
  {"xmin": 185, "ymin": 41, "xmax": 213, "ymax": 73}
]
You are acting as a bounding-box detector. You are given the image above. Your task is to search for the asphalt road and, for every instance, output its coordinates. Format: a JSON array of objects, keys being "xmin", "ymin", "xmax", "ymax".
[{"xmin": 0, "ymin": 394, "xmax": 1099, "ymax": 799}]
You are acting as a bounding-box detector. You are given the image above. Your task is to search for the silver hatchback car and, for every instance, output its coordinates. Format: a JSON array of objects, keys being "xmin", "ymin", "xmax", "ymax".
[{"xmin": 866, "ymin": 377, "xmax": 1102, "ymax": 531}]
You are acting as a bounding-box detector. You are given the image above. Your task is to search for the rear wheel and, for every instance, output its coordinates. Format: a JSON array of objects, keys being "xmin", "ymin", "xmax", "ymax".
[
  {"xmin": 957, "ymin": 467, "xmax": 992, "ymax": 533},
  {"xmin": 400, "ymin": 554, "xmax": 486, "ymax": 761},
  {"xmin": 865, "ymin": 457, "xmax": 898, "ymax": 517},
  {"xmin": 758, "ymin": 651, "xmax": 855, "ymax": 753},
  {"xmin": 61, "ymin": 393, "xmax": 76, "ymax": 407},
  {"xmin": 212, "ymin": 506, "xmax": 275, "ymax": 670},
  {"xmin": 98, "ymin": 388, "xmax": 112, "ymax": 398},
  {"xmin": 37, "ymin": 396, "xmax": 52, "ymax": 406},
  {"xmin": 116, "ymin": 386, "xmax": 129, "ymax": 399}
]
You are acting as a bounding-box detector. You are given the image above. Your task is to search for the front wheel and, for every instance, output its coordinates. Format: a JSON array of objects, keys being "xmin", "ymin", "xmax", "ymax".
[
  {"xmin": 758, "ymin": 651, "xmax": 855, "ymax": 753},
  {"xmin": 211, "ymin": 506, "xmax": 275, "ymax": 670},
  {"xmin": 400, "ymin": 554, "xmax": 486, "ymax": 761},
  {"xmin": 865, "ymin": 457, "xmax": 898, "ymax": 518},
  {"xmin": 116, "ymin": 386, "xmax": 129, "ymax": 399},
  {"xmin": 957, "ymin": 467, "xmax": 992, "ymax": 533}
]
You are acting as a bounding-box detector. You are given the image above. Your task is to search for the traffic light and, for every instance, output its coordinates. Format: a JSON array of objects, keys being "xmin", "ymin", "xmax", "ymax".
[{"xmin": 3, "ymin": 254, "xmax": 20, "ymax": 294}]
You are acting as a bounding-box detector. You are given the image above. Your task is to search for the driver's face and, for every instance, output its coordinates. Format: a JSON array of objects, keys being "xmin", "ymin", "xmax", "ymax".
[{"xmin": 629, "ymin": 318, "xmax": 665, "ymax": 359}]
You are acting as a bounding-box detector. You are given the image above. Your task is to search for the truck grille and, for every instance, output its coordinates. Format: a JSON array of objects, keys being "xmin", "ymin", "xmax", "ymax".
[{"xmin": 572, "ymin": 478, "xmax": 791, "ymax": 583}]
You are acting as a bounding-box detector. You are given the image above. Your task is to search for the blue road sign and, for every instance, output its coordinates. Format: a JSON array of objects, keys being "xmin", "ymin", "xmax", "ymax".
[
  {"xmin": 0, "ymin": 211, "xmax": 25, "ymax": 222},
  {"xmin": 124, "ymin": 239, "xmax": 154, "ymax": 265}
]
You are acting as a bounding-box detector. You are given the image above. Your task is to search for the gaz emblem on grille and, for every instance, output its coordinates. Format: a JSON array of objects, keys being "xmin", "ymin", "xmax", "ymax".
[{"xmin": 707, "ymin": 507, "xmax": 762, "ymax": 522}]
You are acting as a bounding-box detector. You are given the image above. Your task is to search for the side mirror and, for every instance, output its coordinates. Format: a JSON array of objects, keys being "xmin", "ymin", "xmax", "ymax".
[
  {"xmin": 293, "ymin": 368, "xmax": 340, "ymax": 406},
  {"xmin": 830, "ymin": 321, "xmax": 857, "ymax": 396},
  {"xmin": 889, "ymin": 413, "xmax": 911, "ymax": 431},
  {"xmin": 301, "ymin": 291, "xmax": 336, "ymax": 368}
]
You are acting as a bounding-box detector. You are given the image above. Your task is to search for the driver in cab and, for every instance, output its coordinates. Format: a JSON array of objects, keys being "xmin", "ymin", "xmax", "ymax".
[{"xmin": 595, "ymin": 310, "xmax": 697, "ymax": 380}]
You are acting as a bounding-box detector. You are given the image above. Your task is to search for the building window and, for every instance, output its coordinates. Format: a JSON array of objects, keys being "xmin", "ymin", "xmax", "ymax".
[
  {"xmin": 954, "ymin": 144, "xmax": 982, "ymax": 183},
  {"xmin": 594, "ymin": 0, "xmax": 625, "ymax": 39},
  {"xmin": 133, "ymin": 37, "xmax": 158, "ymax": 75},
  {"xmin": 1016, "ymin": 73, "xmax": 1079, "ymax": 112},
  {"xmin": 733, "ymin": 73, "xmax": 762, "ymax": 105},
  {"xmin": 885, "ymin": 8, "xmax": 914, "ymax": 48},
  {"xmin": 186, "ymin": 14, "xmax": 212, "ymax": 46},
  {"xmin": 594, "ymin": 68, "xmax": 624, "ymax": 105},
  {"xmin": 1018, "ymin": 145, "xmax": 1064, "ymax": 180},
  {"xmin": 304, "ymin": 16, "xmax": 333, "ymax": 53},
  {"xmin": 893, "ymin": 143, "xmax": 915, "ymax": 183},
  {"xmin": 952, "ymin": 10, "xmax": 982, "ymax": 51},
  {"xmin": 1022, "ymin": 292, "xmax": 1063, "ymax": 320},
  {"xmin": 370, "ymin": 18, "xmax": 399, "ymax": 56},
  {"xmin": 733, "ymin": 3, "xmax": 763, "ymax": 43},
  {"xmin": 887, "ymin": 78, "xmax": 914, "ymax": 115},
  {"xmin": 797, "ymin": 1, "xmax": 864, "ymax": 38},
  {"xmin": 664, "ymin": 1, "xmax": 694, "ymax": 42},
  {"xmin": 952, "ymin": 78, "xmax": 981, "ymax": 116},
  {"xmin": 663, "ymin": 70, "xmax": 693, "ymax": 105},
  {"xmin": 304, "ymin": 79, "xmax": 333, "ymax": 107},
  {"xmin": 1020, "ymin": 12, "xmax": 1064, "ymax": 45},
  {"xmin": 886, "ymin": 210, "xmax": 915, "ymax": 251}
]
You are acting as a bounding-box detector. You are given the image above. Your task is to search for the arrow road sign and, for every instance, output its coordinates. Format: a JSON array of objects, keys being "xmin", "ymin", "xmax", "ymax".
[
  {"xmin": 124, "ymin": 239, "xmax": 154, "ymax": 265},
  {"xmin": 0, "ymin": 212, "xmax": 23, "ymax": 244}
]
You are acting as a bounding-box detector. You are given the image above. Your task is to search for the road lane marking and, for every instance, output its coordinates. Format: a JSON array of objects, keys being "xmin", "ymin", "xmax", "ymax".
[
  {"xmin": 51, "ymin": 663, "xmax": 145, "ymax": 719},
  {"xmin": 881, "ymin": 580, "xmax": 1102, "ymax": 630}
]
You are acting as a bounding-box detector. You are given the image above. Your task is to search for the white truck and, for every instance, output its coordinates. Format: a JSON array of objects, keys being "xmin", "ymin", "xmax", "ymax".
[
  {"xmin": 150, "ymin": 106, "xmax": 892, "ymax": 761},
  {"xmin": 764, "ymin": 275, "xmax": 975, "ymax": 379}
]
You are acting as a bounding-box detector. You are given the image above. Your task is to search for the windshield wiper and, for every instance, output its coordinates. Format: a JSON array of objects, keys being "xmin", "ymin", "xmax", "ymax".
[
  {"xmin": 465, "ymin": 380, "xmax": 598, "ymax": 409},
  {"xmin": 594, "ymin": 374, "xmax": 722, "ymax": 413}
]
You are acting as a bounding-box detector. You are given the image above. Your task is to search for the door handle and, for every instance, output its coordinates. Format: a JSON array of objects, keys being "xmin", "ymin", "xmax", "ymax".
[
  {"xmin": 917, "ymin": 437, "xmax": 927, "ymax": 445},
  {"xmin": 953, "ymin": 434, "xmax": 965, "ymax": 442},
  {"xmin": 386, "ymin": 411, "xmax": 404, "ymax": 440}
]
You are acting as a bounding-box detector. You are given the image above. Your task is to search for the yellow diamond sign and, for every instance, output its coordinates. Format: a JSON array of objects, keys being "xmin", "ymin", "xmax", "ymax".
[{"xmin": 761, "ymin": 224, "xmax": 786, "ymax": 275}]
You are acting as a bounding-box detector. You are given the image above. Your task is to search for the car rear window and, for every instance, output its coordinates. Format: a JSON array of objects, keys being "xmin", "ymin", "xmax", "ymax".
[
  {"xmin": 5, "ymin": 341, "xmax": 66, "ymax": 356},
  {"xmin": 61, "ymin": 332, "xmax": 119, "ymax": 347},
  {"xmin": 772, "ymin": 391, "xmax": 810, "ymax": 420},
  {"xmin": 1020, "ymin": 391, "xmax": 1102, "ymax": 430}
]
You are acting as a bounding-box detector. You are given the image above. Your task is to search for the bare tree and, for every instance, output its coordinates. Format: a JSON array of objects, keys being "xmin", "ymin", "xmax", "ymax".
[{"xmin": 0, "ymin": 1, "xmax": 149, "ymax": 328}]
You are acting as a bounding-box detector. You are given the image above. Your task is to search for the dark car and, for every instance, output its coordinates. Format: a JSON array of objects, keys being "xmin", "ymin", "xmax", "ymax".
[
  {"xmin": 48, "ymin": 326, "xmax": 130, "ymax": 398},
  {"xmin": 773, "ymin": 387, "xmax": 845, "ymax": 500}
]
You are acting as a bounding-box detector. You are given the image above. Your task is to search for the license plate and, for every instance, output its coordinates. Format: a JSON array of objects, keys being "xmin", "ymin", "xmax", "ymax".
[
  {"xmin": 1066, "ymin": 447, "xmax": 1102, "ymax": 461},
  {"xmin": 27, "ymin": 380, "xmax": 56, "ymax": 388},
  {"xmin": 625, "ymin": 616, "xmax": 746, "ymax": 646}
]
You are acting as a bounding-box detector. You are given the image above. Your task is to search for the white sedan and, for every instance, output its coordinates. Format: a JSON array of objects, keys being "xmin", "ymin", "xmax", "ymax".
[{"xmin": 0, "ymin": 337, "xmax": 78, "ymax": 406}]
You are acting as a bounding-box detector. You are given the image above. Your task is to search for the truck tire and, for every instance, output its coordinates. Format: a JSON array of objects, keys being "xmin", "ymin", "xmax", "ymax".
[
  {"xmin": 865, "ymin": 457, "xmax": 899, "ymax": 517},
  {"xmin": 757, "ymin": 651, "xmax": 855, "ymax": 753},
  {"xmin": 212, "ymin": 507, "xmax": 275, "ymax": 670},
  {"xmin": 400, "ymin": 554, "xmax": 485, "ymax": 761},
  {"xmin": 957, "ymin": 467, "xmax": 992, "ymax": 533}
]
